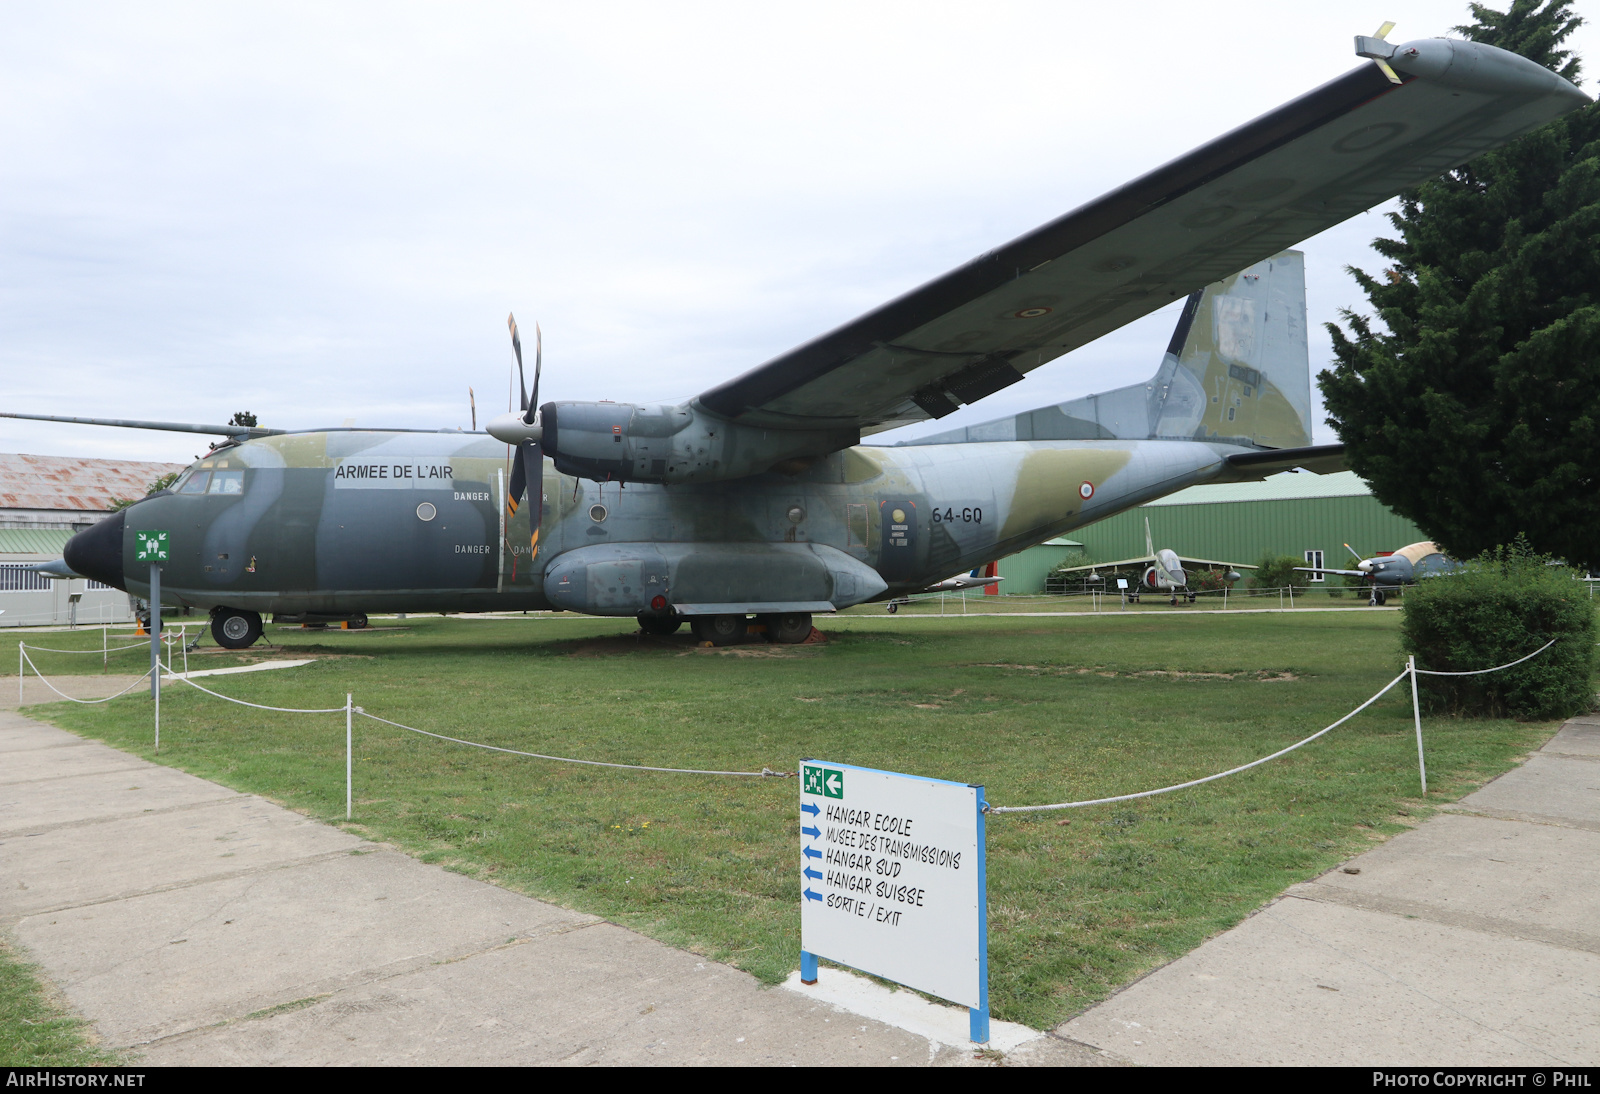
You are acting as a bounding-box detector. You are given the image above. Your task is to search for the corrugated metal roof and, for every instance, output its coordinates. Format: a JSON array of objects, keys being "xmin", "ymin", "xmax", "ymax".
[
  {"xmin": 1145, "ymin": 470, "xmax": 1371, "ymax": 506},
  {"xmin": 0, "ymin": 528, "xmax": 74, "ymax": 555},
  {"xmin": 0, "ymin": 453, "xmax": 186, "ymax": 513}
]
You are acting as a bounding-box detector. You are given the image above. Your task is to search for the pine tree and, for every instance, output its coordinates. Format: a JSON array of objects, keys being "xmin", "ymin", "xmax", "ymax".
[{"xmin": 1319, "ymin": 1, "xmax": 1600, "ymax": 571}]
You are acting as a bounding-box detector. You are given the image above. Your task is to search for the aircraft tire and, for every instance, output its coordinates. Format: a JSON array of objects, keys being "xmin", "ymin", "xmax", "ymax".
[
  {"xmin": 761, "ymin": 612, "xmax": 812, "ymax": 644},
  {"xmin": 1374, "ymin": 590, "xmax": 1386, "ymax": 606},
  {"xmin": 692, "ymin": 614, "xmax": 747, "ymax": 646},
  {"xmin": 886, "ymin": 602, "xmax": 898, "ymax": 614},
  {"xmin": 212, "ymin": 609, "xmax": 263, "ymax": 650},
  {"xmin": 348, "ymin": 613, "xmax": 369, "ymax": 629},
  {"xmin": 637, "ymin": 613, "xmax": 682, "ymax": 636}
]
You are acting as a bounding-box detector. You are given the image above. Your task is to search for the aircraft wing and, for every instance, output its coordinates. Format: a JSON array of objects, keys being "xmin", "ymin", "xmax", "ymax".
[
  {"xmin": 1051, "ymin": 556, "xmax": 1157, "ymax": 574},
  {"xmin": 1295, "ymin": 566, "xmax": 1367, "ymax": 578},
  {"xmin": 1176, "ymin": 556, "xmax": 1258, "ymax": 571},
  {"xmin": 693, "ymin": 41, "xmax": 1586, "ymax": 436}
]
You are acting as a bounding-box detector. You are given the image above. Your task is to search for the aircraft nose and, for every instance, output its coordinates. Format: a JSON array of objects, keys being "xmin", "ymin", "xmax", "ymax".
[{"xmin": 64, "ymin": 510, "xmax": 125, "ymax": 591}]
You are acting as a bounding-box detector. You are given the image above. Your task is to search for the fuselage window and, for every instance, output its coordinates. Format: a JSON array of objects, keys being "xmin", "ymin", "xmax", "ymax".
[
  {"xmin": 177, "ymin": 471, "xmax": 211, "ymax": 495},
  {"xmin": 207, "ymin": 470, "xmax": 244, "ymax": 495}
]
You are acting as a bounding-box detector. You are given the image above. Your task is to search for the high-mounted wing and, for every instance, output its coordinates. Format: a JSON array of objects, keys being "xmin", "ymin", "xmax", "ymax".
[{"xmin": 694, "ymin": 38, "xmax": 1588, "ymax": 436}]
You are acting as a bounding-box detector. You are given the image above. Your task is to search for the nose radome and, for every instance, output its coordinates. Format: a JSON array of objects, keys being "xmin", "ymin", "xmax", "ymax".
[{"xmin": 64, "ymin": 510, "xmax": 126, "ymax": 591}]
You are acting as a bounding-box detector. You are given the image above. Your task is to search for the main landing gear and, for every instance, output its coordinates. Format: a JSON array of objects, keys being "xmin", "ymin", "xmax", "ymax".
[
  {"xmin": 637, "ymin": 612, "xmax": 683, "ymax": 636},
  {"xmin": 1369, "ymin": 589, "xmax": 1387, "ymax": 606},
  {"xmin": 691, "ymin": 614, "xmax": 747, "ymax": 646},
  {"xmin": 211, "ymin": 607, "xmax": 263, "ymax": 649},
  {"xmin": 759, "ymin": 612, "xmax": 813, "ymax": 644},
  {"xmin": 685, "ymin": 612, "xmax": 814, "ymax": 646}
]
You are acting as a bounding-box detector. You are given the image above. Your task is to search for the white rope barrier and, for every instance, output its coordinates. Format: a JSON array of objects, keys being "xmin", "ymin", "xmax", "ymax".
[
  {"xmin": 354, "ymin": 709, "xmax": 791, "ymax": 778},
  {"xmin": 986, "ymin": 669, "xmax": 1411, "ymax": 814},
  {"xmin": 17, "ymin": 646, "xmax": 155, "ymax": 704},
  {"xmin": 20, "ymin": 642, "xmax": 149, "ymax": 654},
  {"xmin": 15, "ymin": 631, "xmax": 1563, "ymax": 815},
  {"xmin": 1412, "ymin": 638, "xmax": 1559, "ymax": 675},
  {"xmin": 159, "ymin": 672, "xmax": 348, "ymax": 713}
]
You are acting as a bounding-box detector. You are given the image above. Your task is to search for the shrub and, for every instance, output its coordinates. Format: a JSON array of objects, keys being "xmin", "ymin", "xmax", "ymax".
[
  {"xmin": 1192, "ymin": 568, "xmax": 1232, "ymax": 593},
  {"xmin": 1250, "ymin": 555, "xmax": 1300, "ymax": 590},
  {"xmin": 1400, "ymin": 542, "xmax": 1597, "ymax": 720},
  {"xmin": 1324, "ymin": 574, "xmax": 1345, "ymax": 598}
]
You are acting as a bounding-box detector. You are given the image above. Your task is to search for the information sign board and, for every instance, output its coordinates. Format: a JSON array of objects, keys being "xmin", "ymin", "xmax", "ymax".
[{"xmin": 799, "ymin": 759, "xmax": 987, "ymax": 1036}]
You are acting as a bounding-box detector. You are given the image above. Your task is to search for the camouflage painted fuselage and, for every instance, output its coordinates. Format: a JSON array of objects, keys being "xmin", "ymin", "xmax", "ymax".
[{"xmin": 103, "ymin": 430, "xmax": 1250, "ymax": 617}]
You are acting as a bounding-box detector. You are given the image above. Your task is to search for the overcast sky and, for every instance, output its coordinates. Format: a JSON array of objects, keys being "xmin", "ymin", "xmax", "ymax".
[{"xmin": 2, "ymin": 1, "xmax": 1593, "ymax": 464}]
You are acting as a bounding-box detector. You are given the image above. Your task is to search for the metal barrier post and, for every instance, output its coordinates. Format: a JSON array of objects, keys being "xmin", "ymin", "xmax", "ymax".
[
  {"xmin": 346, "ymin": 694, "xmax": 353, "ymax": 820},
  {"xmin": 1409, "ymin": 656, "xmax": 1427, "ymax": 795}
]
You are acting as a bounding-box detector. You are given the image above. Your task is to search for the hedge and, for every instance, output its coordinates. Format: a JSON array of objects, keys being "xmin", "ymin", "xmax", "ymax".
[{"xmin": 1400, "ymin": 544, "xmax": 1597, "ymax": 720}]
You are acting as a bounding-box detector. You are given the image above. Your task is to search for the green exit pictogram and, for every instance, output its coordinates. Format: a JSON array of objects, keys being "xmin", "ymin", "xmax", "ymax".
[
  {"xmin": 803, "ymin": 765, "xmax": 844, "ymax": 798},
  {"xmin": 135, "ymin": 530, "xmax": 170, "ymax": 562}
]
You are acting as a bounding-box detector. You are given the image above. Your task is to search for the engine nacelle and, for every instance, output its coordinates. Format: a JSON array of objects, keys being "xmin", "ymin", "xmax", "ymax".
[{"xmin": 539, "ymin": 401, "xmax": 857, "ymax": 485}]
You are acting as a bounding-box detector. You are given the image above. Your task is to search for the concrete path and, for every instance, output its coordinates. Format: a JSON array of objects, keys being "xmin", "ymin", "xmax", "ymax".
[
  {"xmin": 0, "ymin": 707, "xmax": 1101, "ymax": 1066},
  {"xmin": 1061, "ymin": 715, "xmax": 1600, "ymax": 1066}
]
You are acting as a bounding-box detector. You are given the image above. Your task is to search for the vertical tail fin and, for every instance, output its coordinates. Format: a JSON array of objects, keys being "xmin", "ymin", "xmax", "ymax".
[{"xmin": 901, "ymin": 250, "xmax": 1311, "ymax": 449}]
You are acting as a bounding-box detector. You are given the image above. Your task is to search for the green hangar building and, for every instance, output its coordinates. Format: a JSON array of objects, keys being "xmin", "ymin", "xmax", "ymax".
[{"xmin": 996, "ymin": 471, "xmax": 1429, "ymax": 592}]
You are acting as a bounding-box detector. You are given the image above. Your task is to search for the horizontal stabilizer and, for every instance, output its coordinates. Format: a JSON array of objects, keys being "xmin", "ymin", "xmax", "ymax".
[{"xmin": 1221, "ymin": 443, "xmax": 1346, "ymax": 479}]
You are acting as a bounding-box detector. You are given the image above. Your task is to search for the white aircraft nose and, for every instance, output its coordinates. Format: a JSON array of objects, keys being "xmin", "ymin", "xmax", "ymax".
[{"xmin": 487, "ymin": 412, "xmax": 542, "ymax": 445}]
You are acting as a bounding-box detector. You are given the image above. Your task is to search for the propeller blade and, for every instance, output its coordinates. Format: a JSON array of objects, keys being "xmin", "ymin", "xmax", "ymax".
[
  {"xmin": 508, "ymin": 313, "xmax": 527, "ymax": 414},
  {"xmin": 1374, "ymin": 20, "xmax": 1395, "ymax": 39},
  {"xmin": 525, "ymin": 323, "xmax": 544, "ymax": 557},
  {"xmin": 507, "ymin": 442, "xmax": 527, "ymax": 518},
  {"xmin": 1375, "ymin": 58, "xmax": 1403, "ymax": 85},
  {"xmin": 528, "ymin": 323, "xmax": 542, "ymax": 426}
]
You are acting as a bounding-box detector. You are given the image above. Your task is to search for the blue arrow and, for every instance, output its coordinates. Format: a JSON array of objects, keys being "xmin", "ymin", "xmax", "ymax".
[
  {"xmin": 801, "ymin": 824, "xmax": 821, "ymax": 839},
  {"xmin": 801, "ymin": 802, "xmax": 820, "ymax": 817},
  {"xmin": 803, "ymin": 846, "xmax": 822, "ymax": 860},
  {"xmin": 804, "ymin": 866, "xmax": 823, "ymax": 881},
  {"xmin": 803, "ymin": 887, "xmax": 822, "ymax": 902}
]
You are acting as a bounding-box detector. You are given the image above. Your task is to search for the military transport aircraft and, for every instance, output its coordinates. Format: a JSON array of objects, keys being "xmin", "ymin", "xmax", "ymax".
[
  {"xmin": 5, "ymin": 32, "xmax": 1586, "ymax": 649},
  {"xmin": 1299, "ymin": 541, "xmax": 1460, "ymax": 605}
]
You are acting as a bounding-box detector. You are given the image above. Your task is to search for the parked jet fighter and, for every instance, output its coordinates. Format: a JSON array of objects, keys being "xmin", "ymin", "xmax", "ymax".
[
  {"xmin": 1298, "ymin": 541, "xmax": 1460, "ymax": 605},
  {"xmin": 1049, "ymin": 518, "xmax": 1249, "ymax": 606},
  {"xmin": 883, "ymin": 570, "xmax": 1005, "ymax": 613},
  {"xmin": 6, "ymin": 32, "xmax": 1586, "ymax": 649}
]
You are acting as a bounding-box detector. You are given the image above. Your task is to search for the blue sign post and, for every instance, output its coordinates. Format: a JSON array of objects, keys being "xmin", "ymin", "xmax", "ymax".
[{"xmin": 798, "ymin": 759, "xmax": 989, "ymax": 1043}]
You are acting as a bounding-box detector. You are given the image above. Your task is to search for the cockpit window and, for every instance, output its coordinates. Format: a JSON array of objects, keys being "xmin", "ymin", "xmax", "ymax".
[
  {"xmin": 207, "ymin": 470, "xmax": 244, "ymax": 495},
  {"xmin": 177, "ymin": 471, "xmax": 210, "ymax": 495}
]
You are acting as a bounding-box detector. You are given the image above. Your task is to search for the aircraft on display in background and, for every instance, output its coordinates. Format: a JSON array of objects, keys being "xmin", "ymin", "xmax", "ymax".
[
  {"xmin": 1050, "ymin": 518, "xmax": 1250, "ymax": 606},
  {"xmin": 883, "ymin": 570, "xmax": 1004, "ymax": 613},
  {"xmin": 1298, "ymin": 541, "xmax": 1460, "ymax": 605},
  {"xmin": 4, "ymin": 33, "xmax": 1586, "ymax": 650}
]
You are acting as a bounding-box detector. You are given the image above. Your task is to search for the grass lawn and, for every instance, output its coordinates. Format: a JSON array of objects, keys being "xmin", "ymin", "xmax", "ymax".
[
  {"xmin": 0, "ymin": 938, "xmax": 121, "ymax": 1066},
  {"xmin": 13, "ymin": 610, "xmax": 1577, "ymax": 1030}
]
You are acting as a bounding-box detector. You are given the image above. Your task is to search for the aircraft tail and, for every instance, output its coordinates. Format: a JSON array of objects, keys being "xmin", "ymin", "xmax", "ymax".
[{"xmin": 902, "ymin": 250, "xmax": 1312, "ymax": 449}]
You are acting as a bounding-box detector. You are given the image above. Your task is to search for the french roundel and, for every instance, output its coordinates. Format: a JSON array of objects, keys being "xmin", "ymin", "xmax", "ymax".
[{"xmin": 1079, "ymin": 481, "xmax": 1094, "ymax": 500}]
